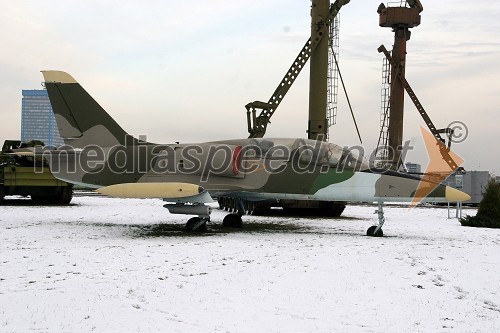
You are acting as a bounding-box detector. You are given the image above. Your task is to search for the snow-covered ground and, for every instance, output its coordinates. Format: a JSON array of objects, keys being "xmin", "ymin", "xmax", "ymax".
[{"xmin": 1, "ymin": 195, "xmax": 499, "ymax": 332}]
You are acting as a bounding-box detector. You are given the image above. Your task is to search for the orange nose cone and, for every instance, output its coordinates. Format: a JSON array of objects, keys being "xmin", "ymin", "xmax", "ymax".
[{"xmin": 445, "ymin": 186, "xmax": 471, "ymax": 202}]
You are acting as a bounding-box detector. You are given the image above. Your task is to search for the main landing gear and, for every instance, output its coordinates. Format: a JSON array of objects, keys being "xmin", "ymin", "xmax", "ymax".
[
  {"xmin": 167, "ymin": 201, "xmax": 387, "ymax": 236},
  {"xmin": 164, "ymin": 199, "xmax": 245, "ymax": 232},
  {"xmin": 221, "ymin": 197, "xmax": 244, "ymax": 228},
  {"xmin": 185, "ymin": 216, "xmax": 210, "ymax": 232},
  {"xmin": 367, "ymin": 202, "xmax": 385, "ymax": 237},
  {"xmin": 163, "ymin": 203, "xmax": 212, "ymax": 232},
  {"xmin": 221, "ymin": 196, "xmax": 244, "ymax": 228},
  {"xmin": 222, "ymin": 214, "xmax": 243, "ymax": 228}
]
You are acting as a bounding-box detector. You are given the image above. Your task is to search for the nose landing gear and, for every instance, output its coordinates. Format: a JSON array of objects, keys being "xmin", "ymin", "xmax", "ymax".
[{"xmin": 367, "ymin": 202, "xmax": 385, "ymax": 237}]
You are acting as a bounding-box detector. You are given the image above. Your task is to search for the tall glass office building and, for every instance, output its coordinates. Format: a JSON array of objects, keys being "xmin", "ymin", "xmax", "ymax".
[{"xmin": 21, "ymin": 89, "xmax": 64, "ymax": 147}]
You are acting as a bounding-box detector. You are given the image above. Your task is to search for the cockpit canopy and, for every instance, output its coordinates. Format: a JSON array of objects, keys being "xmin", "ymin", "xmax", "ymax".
[{"xmin": 242, "ymin": 138, "xmax": 369, "ymax": 171}]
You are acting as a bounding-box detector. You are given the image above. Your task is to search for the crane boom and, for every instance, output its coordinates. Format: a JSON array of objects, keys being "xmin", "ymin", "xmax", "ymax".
[
  {"xmin": 378, "ymin": 45, "xmax": 458, "ymax": 171},
  {"xmin": 246, "ymin": 0, "xmax": 351, "ymax": 138}
]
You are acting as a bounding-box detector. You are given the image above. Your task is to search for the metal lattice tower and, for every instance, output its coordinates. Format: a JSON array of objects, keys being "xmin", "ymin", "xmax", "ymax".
[
  {"xmin": 377, "ymin": 56, "xmax": 391, "ymax": 163},
  {"xmin": 326, "ymin": 15, "xmax": 340, "ymax": 140}
]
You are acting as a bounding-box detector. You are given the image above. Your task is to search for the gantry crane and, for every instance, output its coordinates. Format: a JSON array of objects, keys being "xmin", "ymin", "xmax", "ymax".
[{"xmin": 377, "ymin": 0, "xmax": 458, "ymax": 172}]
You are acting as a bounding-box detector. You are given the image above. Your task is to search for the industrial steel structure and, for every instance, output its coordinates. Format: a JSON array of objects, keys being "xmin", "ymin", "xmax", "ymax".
[
  {"xmin": 246, "ymin": 0, "xmax": 350, "ymax": 140},
  {"xmin": 228, "ymin": 0, "xmax": 353, "ymax": 216},
  {"xmin": 377, "ymin": 1, "xmax": 458, "ymax": 172}
]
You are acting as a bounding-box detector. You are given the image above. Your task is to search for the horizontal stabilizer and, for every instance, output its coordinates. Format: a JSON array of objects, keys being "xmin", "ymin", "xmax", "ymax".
[{"xmin": 96, "ymin": 182, "xmax": 204, "ymax": 199}]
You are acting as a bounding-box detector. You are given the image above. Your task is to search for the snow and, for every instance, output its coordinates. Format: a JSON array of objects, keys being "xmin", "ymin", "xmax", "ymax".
[{"xmin": 1, "ymin": 195, "xmax": 499, "ymax": 332}]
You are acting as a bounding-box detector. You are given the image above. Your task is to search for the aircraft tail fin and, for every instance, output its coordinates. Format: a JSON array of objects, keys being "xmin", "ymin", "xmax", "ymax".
[{"xmin": 42, "ymin": 71, "xmax": 136, "ymax": 148}]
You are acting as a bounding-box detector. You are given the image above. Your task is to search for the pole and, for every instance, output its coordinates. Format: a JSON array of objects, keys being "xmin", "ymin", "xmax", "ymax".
[
  {"xmin": 387, "ymin": 26, "xmax": 409, "ymax": 169},
  {"xmin": 308, "ymin": 0, "xmax": 330, "ymax": 141}
]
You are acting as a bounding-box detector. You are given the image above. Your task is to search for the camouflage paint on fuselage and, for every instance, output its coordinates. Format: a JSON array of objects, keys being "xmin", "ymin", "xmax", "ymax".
[{"xmin": 40, "ymin": 71, "xmax": 470, "ymax": 204}]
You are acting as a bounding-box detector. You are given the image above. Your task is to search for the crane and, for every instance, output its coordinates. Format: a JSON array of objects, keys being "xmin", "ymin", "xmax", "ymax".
[
  {"xmin": 246, "ymin": 0, "xmax": 351, "ymax": 139},
  {"xmin": 219, "ymin": 0, "xmax": 354, "ymax": 217},
  {"xmin": 377, "ymin": 0, "xmax": 459, "ymax": 172},
  {"xmin": 378, "ymin": 45, "xmax": 457, "ymax": 171}
]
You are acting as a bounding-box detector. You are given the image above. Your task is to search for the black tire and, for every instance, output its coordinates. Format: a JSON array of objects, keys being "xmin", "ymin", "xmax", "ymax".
[
  {"xmin": 320, "ymin": 202, "xmax": 346, "ymax": 217},
  {"xmin": 0, "ymin": 186, "xmax": 5, "ymax": 202},
  {"xmin": 31, "ymin": 195, "xmax": 47, "ymax": 204},
  {"xmin": 31, "ymin": 186, "xmax": 73, "ymax": 205},
  {"xmin": 222, "ymin": 214, "xmax": 243, "ymax": 228},
  {"xmin": 367, "ymin": 226, "xmax": 384, "ymax": 237},
  {"xmin": 56, "ymin": 186, "xmax": 73, "ymax": 205},
  {"xmin": 185, "ymin": 217, "xmax": 208, "ymax": 232}
]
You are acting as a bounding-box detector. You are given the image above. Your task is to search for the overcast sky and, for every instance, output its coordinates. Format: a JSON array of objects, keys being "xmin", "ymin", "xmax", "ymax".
[{"xmin": 1, "ymin": 0, "xmax": 499, "ymax": 175}]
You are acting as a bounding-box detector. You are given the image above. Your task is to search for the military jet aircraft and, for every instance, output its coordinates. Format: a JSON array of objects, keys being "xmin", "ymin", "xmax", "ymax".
[{"xmin": 39, "ymin": 71, "xmax": 470, "ymax": 236}]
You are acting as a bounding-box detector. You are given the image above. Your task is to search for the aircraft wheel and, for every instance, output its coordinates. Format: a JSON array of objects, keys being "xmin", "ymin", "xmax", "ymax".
[
  {"xmin": 222, "ymin": 214, "xmax": 243, "ymax": 228},
  {"xmin": 367, "ymin": 226, "xmax": 383, "ymax": 237},
  {"xmin": 185, "ymin": 217, "xmax": 208, "ymax": 232},
  {"xmin": 320, "ymin": 202, "xmax": 346, "ymax": 217}
]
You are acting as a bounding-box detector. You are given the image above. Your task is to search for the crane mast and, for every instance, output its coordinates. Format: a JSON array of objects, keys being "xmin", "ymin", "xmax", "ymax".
[
  {"xmin": 309, "ymin": 0, "xmax": 331, "ymax": 141},
  {"xmin": 378, "ymin": 45, "xmax": 457, "ymax": 171},
  {"xmin": 246, "ymin": 0, "xmax": 350, "ymax": 139},
  {"xmin": 377, "ymin": 0, "xmax": 422, "ymax": 169},
  {"xmin": 377, "ymin": 0, "xmax": 458, "ymax": 172}
]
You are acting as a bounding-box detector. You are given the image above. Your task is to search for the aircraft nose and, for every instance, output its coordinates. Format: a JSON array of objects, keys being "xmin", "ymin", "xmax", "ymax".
[{"xmin": 445, "ymin": 186, "xmax": 471, "ymax": 202}]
